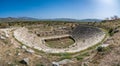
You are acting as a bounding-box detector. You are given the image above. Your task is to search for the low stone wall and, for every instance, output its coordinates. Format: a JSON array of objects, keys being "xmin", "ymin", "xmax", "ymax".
[{"xmin": 13, "ymin": 26, "xmax": 105, "ymax": 53}]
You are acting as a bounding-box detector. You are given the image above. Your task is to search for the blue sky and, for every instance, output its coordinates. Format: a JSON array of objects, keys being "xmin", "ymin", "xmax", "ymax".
[{"xmin": 0, "ymin": 0, "xmax": 120, "ymax": 19}]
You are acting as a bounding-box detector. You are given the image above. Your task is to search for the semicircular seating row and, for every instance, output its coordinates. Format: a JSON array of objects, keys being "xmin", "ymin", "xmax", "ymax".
[{"xmin": 13, "ymin": 26, "xmax": 105, "ymax": 53}]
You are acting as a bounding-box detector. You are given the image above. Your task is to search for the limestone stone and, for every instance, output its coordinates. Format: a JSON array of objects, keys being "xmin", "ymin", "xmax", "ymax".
[
  {"xmin": 52, "ymin": 59, "xmax": 74, "ymax": 66},
  {"xmin": 0, "ymin": 35, "xmax": 6, "ymax": 39},
  {"xmin": 20, "ymin": 58, "xmax": 29, "ymax": 65},
  {"xmin": 21, "ymin": 45, "xmax": 27, "ymax": 49},
  {"xmin": 100, "ymin": 44, "xmax": 109, "ymax": 47},
  {"xmin": 26, "ymin": 49, "xmax": 34, "ymax": 54}
]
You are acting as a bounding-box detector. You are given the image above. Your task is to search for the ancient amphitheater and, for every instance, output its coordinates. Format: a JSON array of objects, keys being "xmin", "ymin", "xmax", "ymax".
[{"xmin": 13, "ymin": 26, "xmax": 106, "ymax": 53}]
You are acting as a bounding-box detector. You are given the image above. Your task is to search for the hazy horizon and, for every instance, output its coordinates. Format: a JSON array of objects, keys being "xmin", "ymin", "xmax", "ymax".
[{"xmin": 0, "ymin": 0, "xmax": 120, "ymax": 19}]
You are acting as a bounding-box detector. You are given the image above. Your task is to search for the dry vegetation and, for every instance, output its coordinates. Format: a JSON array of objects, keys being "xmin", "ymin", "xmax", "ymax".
[{"xmin": 0, "ymin": 20, "xmax": 120, "ymax": 66}]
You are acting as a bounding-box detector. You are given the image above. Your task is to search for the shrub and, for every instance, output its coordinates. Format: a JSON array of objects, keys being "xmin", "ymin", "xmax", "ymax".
[
  {"xmin": 108, "ymin": 28, "xmax": 114, "ymax": 36},
  {"xmin": 75, "ymin": 56, "xmax": 84, "ymax": 61},
  {"xmin": 97, "ymin": 46, "xmax": 105, "ymax": 52}
]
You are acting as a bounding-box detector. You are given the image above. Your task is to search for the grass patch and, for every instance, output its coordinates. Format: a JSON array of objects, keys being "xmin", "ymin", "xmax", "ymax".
[
  {"xmin": 60, "ymin": 53, "xmax": 72, "ymax": 60},
  {"xmin": 75, "ymin": 52, "xmax": 90, "ymax": 61},
  {"xmin": 36, "ymin": 64, "xmax": 44, "ymax": 66},
  {"xmin": 45, "ymin": 36, "xmax": 75, "ymax": 48}
]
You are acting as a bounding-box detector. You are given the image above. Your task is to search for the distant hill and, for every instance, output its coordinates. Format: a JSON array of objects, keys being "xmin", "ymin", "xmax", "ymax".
[
  {"xmin": 41, "ymin": 18, "xmax": 102, "ymax": 22},
  {"xmin": 0, "ymin": 17, "xmax": 102, "ymax": 22},
  {"xmin": 45, "ymin": 18, "xmax": 80, "ymax": 21},
  {"xmin": 0, "ymin": 17, "xmax": 39, "ymax": 22},
  {"xmin": 17, "ymin": 17, "xmax": 39, "ymax": 21},
  {"xmin": 80, "ymin": 19, "xmax": 102, "ymax": 22}
]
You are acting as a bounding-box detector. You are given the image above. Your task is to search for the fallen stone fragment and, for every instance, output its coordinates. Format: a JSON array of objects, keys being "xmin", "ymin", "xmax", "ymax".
[
  {"xmin": 20, "ymin": 58, "xmax": 29, "ymax": 65},
  {"xmin": 52, "ymin": 59, "xmax": 74, "ymax": 66},
  {"xmin": 0, "ymin": 35, "xmax": 6, "ymax": 39},
  {"xmin": 17, "ymin": 53, "xmax": 21, "ymax": 56},
  {"xmin": 100, "ymin": 44, "xmax": 109, "ymax": 47},
  {"xmin": 26, "ymin": 49, "xmax": 35, "ymax": 54},
  {"xmin": 21, "ymin": 45, "xmax": 27, "ymax": 49}
]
